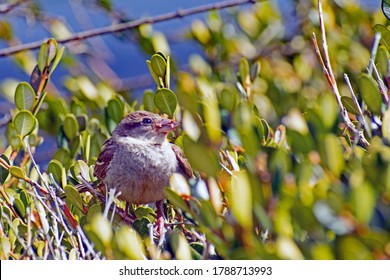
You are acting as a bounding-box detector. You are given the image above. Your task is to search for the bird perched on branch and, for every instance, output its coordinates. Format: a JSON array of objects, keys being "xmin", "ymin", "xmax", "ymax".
[{"xmin": 93, "ymin": 110, "xmax": 192, "ymax": 231}]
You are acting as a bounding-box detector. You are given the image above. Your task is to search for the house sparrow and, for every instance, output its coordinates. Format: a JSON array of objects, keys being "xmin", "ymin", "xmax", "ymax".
[{"xmin": 93, "ymin": 111, "xmax": 192, "ymax": 213}]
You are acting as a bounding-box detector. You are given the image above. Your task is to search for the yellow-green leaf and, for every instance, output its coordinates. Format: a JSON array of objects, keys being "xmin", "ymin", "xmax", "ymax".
[
  {"xmin": 143, "ymin": 90, "xmax": 157, "ymax": 113},
  {"xmin": 14, "ymin": 82, "xmax": 36, "ymax": 111},
  {"xmin": 227, "ymin": 170, "xmax": 253, "ymax": 230},
  {"xmin": 63, "ymin": 114, "xmax": 79, "ymax": 141},
  {"xmin": 358, "ymin": 73, "xmax": 382, "ymax": 115},
  {"xmin": 383, "ymin": 108, "xmax": 390, "ymax": 141},
  {"xmin": 151, "ymin": 53, "xmax": 166, "ymax": 78},
  {"xmin": 9, "ymin": 166, "xmax": 26, "ymax": 179},
  {"xmin": 114, "ymin": 225, "xmax": 145, "ymax": 259},
  {"xmin": 154, "ymin": 88, "xmax": 177, "ymax": 117},
  {"xmin": 13, "ymin": 110, "xmax": 36, "ymax": 137},
  {"xmin": 322, "ymin": 134, "xmax": 344, "ymax": 177},
  {"xmin": 64, "ymin": 185, "xmax": 84, "ymax": 212}
]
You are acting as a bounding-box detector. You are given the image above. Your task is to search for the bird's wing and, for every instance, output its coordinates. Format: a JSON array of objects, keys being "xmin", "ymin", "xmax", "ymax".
[
  {"xmin": 171, "ymin": 143, "xmax": 193, "ymax": 178},
  {"xmin": 93, "ymin": 138, "xmax": 116, "ymax": 181}
]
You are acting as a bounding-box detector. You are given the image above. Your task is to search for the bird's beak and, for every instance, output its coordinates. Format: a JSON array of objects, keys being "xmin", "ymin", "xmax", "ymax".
[{"xmin": 155, "ymin": 118, "xmax": 178, "ymax": 133}]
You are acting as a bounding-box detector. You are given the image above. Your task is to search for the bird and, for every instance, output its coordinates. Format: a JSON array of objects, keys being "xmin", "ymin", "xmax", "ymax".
[{"xmin": 93, "ymin": 110, "xmax": 192, "ymax": 231}]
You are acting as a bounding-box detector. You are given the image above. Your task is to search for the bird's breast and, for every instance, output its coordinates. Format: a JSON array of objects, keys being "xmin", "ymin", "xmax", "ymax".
[{"xmin": 103, "ymin": 137, "xmax": 178, "ymax": 203}]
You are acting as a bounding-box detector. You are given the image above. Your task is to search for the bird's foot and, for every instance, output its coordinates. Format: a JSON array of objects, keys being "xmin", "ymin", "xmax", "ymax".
[{"xmin": 155, "ymin": 200, "xmax": 167, "ymax": 236}]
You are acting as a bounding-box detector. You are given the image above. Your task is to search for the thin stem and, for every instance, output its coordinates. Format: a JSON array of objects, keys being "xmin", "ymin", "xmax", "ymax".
[
  {"xmin": 312, "ymin": 0, "xmax": 369, "ymax": 148},
  {"xmin": 372, "ymin": 61, "xmax": 389, "ymax": 105},
  {"xmin": 0, "ymin": 0, "xmax": 258, "ymax": 57},
  {"xmin": 368, "ymin": 33, "xmax": 381, "ymax": 75},
  {"xmin": 0, "ymin": 0, "xmax": 28, "ymax": 14},
  {"xmin": 344, "ymin": 73, "xmax": 368, "ymax": 132}
]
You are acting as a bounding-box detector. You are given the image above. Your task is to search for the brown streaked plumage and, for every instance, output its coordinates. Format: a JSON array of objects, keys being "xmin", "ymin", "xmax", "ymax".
[{"xmin": 93, "ymin": 111, "xmax": 192, "ymax": 205}]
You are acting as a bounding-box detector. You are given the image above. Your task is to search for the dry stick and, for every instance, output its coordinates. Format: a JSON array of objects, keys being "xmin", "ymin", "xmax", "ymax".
[
  {"xmin": 313, "ymin": 0, "xmax": 369, "ymax": 148},
  {"xmin": 368, "ymin": 33, "xmax": 381, "ymax": 75},
  {"xmin": 0, "ymin": 0, "xmax": 257, "ymax": 57},
  {"xmin": 0, "ymin": 0, "xmax": 28, "ymax": 14},
  {"xmin": 344, "ymin": 73, "xmax": 368, "ymax": 132},
  {"xmin": 372, "ymin": 61, "xmax": 389, "ymax": 104}
]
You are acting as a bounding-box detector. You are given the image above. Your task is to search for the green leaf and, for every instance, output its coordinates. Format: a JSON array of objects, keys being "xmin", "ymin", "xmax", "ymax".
[
  {"xmin": 50, "ymin": 46, "xmax": 65, "ymax": 73},
  {"xmin": 13, "ymin": 110, "xmax": 36, "ymax": 138},
  {"xmin": 358, "ymin": 73, "xmax": 382, "ymax": 115},
  {"xmin": 146, "ymin": 60, "xmax": 160, "ymax": 86},
  {"xmin": 134, "ymin": 206, "xmax": 155, "ymax": 222},
  {"xmin": 14, "ymin": 82, "xmax": 36, "ymax": 111},
  {"xmin": 89, "ymin": 214, "xmax": 112, "ymax": 246},
  {"xmin": 74, "ymin": 160, "xmax": 91, "ymax": 181},
  {"xmin": 351, "ymin": 181, "xmax": 375, "ymax": 224},
  {"xmin": 70, "ymin": 98, "xmax": 87, "ymax": 116},
  {"xmin": 37, "ymin": 42, "xmax": 48, "ymax": 73},
  {"xmin": 373, "ymin": 24, "xmax": 390, "ymax": 52},
  {"xmin": 165, "ymin": 55, "xmax": 171, "ymax": 88},
  {"xmin": 191, "ymin": 20, "xmax": 211, "ymax": 44},
  {"xmin": 341, "ymin": 96, "xmax": 360, "ymax": 116},
  {"xmin": 337, "ymin": 236, "xmax": 372, "ymax": 260},
  {"xmin": 190, "ymin": 242, "xmax": 204, "ymax": 260},
  {"xmin": 183, "ymin": 136, "xmax": 220, "ymax": 177},
  {"xmin": 151, "ymin": 53, "xmax": 166, "ymax": 78},
  {"xmin": 86, "ymin": 204, "xmax": 102, "ymax": 223},
  {"xmin": 19, "ymin": 190, "xmax": 29, "ymax": 207},
  {"xmin": 63, "ymin": 114, "xmax": 79, "ymax": 141},
  {"xmin": 114, "ymin": 225, "xmax": 145, "ymax": 259},
  {"xmin": 154, "ymin": 88, "xmax": 177, "ymax": 117},
  {"xmin": 64, "ymin": 185, "xmax": 84, "ymax": 212},
  {"xmin": 143, "ymin": 90, "xmax": 157, "ymax": 112},
  {"xmin": 6, "ymin": 124, "xmax": 22, "ymax": 149},
  {"xmin": 48, "ymin": 159, "xmax": 63, "ymax": 185},
  {"xmin": 382, "ymin": 108, "xmax": 390, "ymax": 141},
  {"xmin": 0, "ymin": 237, "xmax": 11, "ymax": 259},
  {"xmin": 198, "ymin": 79, "xmax": 221, "ymax": 144},
  {"xmin": 277, "ymin": 237, "xmax": 304, "ymax": 260},
  {"xmin": 182, "ymin": 110, "xmax": 201, "ymax": 141},
  {"xmin": 376, "ymin": 45, "xmax": 390, "ymax": 76},
  {"xmin": 322, "ymin": 134, "xmax": 345, "ymax": 177},
  {"xmin": 9, "ymin": 166, "xmax": 26, "ymax": 179},
  {"xmin": 107, "ymin": 98, "xmax": 124, "ymax": 123},
  {"xmin": 164, "ymin": 188, "xmax": 190, "ymax": 212},
  {"xmin": 133, "ymin": 217, "xmax": 151, "ymax": 237},
  {"xmin": 218, "ymin": 87, "xmax": 238, "ymax": 112},
  {"xmin": 169, "ymin": 230, "xmax": 192, "ymax": 260},
  {"xmin": 13, "ymin": 196, "xmax": 26, "ymax": 218},
  {"xmin": 318, "ymin": 94, "xmax": 338, "ymax": 129},
  {"xmin": 238, "ymin": 58, "xmax": 250, "ymax": 86},
  {"xmin": 53, "ymin": 148, "xmax": 71, "ymax": 169},
  {"xmin": 197, "ymin": 200, "xmax": 220, "ymax": 228},
  {"xmin": 227, "ymin": 170, "xmax": 253, "ymax": 230},
  {"xmin": 0, "ymin": 155, "xmax": 10, "ymax": 183}
]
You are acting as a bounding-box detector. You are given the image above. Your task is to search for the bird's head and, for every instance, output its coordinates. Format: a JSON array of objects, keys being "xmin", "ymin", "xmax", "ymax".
[{"xmin": 113, "ymin": 111, "xmax": 178, "ymax": 144}]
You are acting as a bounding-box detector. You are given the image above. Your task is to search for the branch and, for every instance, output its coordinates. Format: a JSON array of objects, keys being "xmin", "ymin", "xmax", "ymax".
[
  {"xmin": 0, "ymin": 0, "xmax": 257, "ymax": 57},
  {"xmin": 312, "ymin": 0, "xmax": 369, "ymax": 148},
  {"xmin": 0, "ymin": 0, "xmax": 28, "ymax": 14}
]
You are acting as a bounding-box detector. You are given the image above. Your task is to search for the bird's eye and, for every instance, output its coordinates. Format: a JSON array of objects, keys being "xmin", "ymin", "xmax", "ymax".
[{"xmin": 142, "ymin": 118, "xmax": 152, "ymax": 125}]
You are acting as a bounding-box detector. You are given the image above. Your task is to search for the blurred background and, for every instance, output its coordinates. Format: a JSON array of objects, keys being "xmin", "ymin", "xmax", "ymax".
[
  {"xmin": 0, "ymin": 0, "xmax": 385, "ymax": 162},
  {"xmin": 0, "ymin": 0, "xmax": 382, "ymax": 103}
]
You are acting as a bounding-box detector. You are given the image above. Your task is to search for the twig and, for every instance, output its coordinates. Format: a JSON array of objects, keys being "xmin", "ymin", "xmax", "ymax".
[
  {"xmin": 344, "ymin": 73, "xmax": 368, "ymax": 132},
  {"xmin": 372, "ymin": 61, "xmax": 389, "ymax": 105},
  {"xmin": 368, "ymin": 33, "xmax": 381, "ymax": 75},
  {"xmin": 0, "ymin": 0, "xmax": 28, "ymax": 14},
  {"xmin": 312, "ymin": 0, "xmax": 369, "ymax": 148},
  {"xmin": 0, "ymin": 0, "xmax": 257, "ymax": 57}
]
